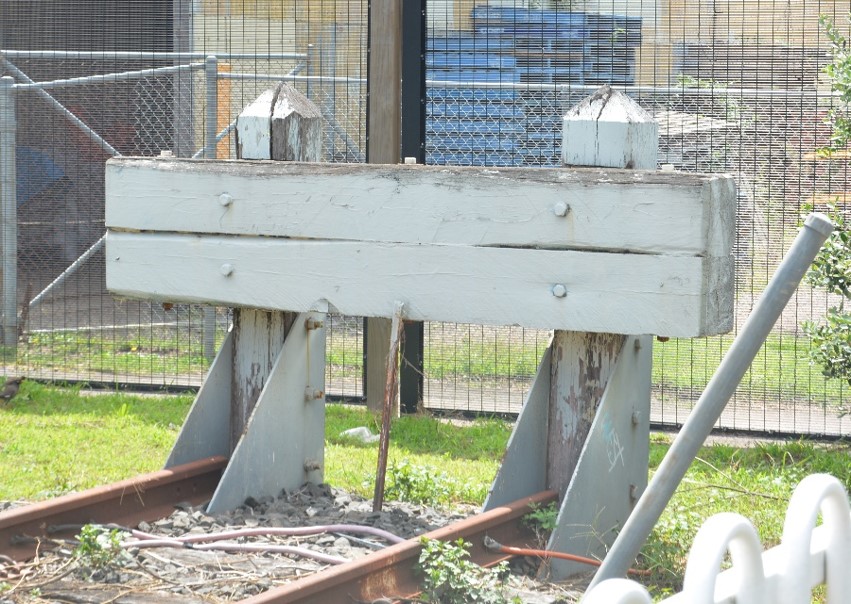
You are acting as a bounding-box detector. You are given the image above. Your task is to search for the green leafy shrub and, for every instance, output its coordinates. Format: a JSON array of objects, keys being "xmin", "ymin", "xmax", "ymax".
[
  {"xmin": 74, "ymin": 524, "xmax": 126, "ymax": 570},
  {"xmin": 417, "ymin": 537, "xmax": 519, "ymax": 604},
  {"xmin": 801, "ymin": 16, "xmax": 851, "ymax": 390},
  {"xmin": 800, "ymin": 204, "xmax": 851, "ymax": 390},
  {"xmin": 522, "ymin": 501, "xmax": 558, "ymax": 546},
  {"xmin": 385, "ymin": 460, "xmax": 451, "ymax": 506}
]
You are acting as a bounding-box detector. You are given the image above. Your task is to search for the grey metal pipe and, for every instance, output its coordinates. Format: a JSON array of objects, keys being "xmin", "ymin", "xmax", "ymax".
[
  {"xmin": 0, "ymin": 77, "xmax": 17, "ymax": 347},
  {"xmin": 587, "ymin": 212, "xmax": 835, "ymax": 591},
  {"xmin": 1, "ymin": 50, "xmax": 306, "ymax": 61},
  {"xmin": 191, "ymin": 119, "xmax": 237, "ymax": 159},
  {"xmin": 0, "ymin": 58, "xmax": 121, "ymax": 157},
  {"xmin": 13, "ymin": 63, "xmax": 204, "ymax": 91},
  {"xmin": 29, "ymin": 235, "xmax": 105, "ymax": 310},
  {"xmin": 203, "ymin": 56, "xmax": 219, "ymax": 362},
  {"xmin": 220, "ymin": 72, "xmax": 367, "ymax": 84}
]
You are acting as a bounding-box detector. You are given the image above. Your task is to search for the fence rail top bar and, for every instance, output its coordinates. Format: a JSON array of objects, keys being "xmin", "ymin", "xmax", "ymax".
[
  {"xmin": 0, "ymin": 50, "xmax": 307, "ymax": 61},
  {"xmin": 13, "ymin": 64, "xmax": 204, "ymax": 91}
]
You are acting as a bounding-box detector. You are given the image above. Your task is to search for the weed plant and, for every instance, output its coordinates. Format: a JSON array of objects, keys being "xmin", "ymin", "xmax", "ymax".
[
  {"xmin": 74, "ymin": 524, "xmax": 128, "ymax": 571},
  {"xmin": 417, "ymin": 537, "xmax": 519, "ymax": 604}
]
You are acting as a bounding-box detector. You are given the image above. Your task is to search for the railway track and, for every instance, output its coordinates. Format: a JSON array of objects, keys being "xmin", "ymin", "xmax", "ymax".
[
  {"xmin": 0, "ymin": 461, "xmax": 557, "ymax": 603},
  {"xmin": 0, "ymin": 456, "xmax": 227, "ymax": 562}
]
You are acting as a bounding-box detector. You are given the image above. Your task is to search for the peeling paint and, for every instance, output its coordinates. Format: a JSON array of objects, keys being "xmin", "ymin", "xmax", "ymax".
[{"xmin": 546, "ymin": 331, "xmax": 625, "ymax": 496}]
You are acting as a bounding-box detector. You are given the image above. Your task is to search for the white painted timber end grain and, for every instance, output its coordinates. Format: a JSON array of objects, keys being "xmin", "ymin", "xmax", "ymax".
[
  {"xmin": 562, "ymin": 85, "xmax": 658, "ymax": 169},
  {"xmin": 235, "ymin": 88, "xmax": 275, "ymax": 160}
]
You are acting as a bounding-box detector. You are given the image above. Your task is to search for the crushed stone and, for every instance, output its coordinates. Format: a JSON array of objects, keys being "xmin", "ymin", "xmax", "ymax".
[{"xmin": 0, "ymin": 484, "xmax": 583, "ymax": 603}]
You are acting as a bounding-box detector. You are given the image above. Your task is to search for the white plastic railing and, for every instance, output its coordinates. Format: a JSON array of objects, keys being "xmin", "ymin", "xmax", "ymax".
[{"xmin": 584, "ymin": 474, "xmax": 851, "ymax": 604}]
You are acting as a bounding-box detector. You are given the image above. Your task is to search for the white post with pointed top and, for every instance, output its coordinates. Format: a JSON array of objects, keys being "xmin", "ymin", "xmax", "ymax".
[{"xmin": 562, "ymin": 85, "xmax": 658, "ymax": 170}]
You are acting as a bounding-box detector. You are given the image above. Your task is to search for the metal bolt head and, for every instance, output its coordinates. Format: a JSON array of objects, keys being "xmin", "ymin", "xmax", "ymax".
[
  {"xmin": 220, "ymin": 263, "xmax": 234, "ymax": 276},
  {"xmin": 305, "ymin": 317, "xmax": 325, "ymax": 331},
  {"xmin": 553, "ymin": 201, "xmax": 570, "ymax": 217},
  {"xmin": 552, "ymin": 283, "xmax": 568, "ymax": 298},
  {"xmin": 304, "ymin": 387, "xmax": 325, "ymax": 402},
  {"xmin": 219, "ymin": 193, "xmax": 233, "ymax": 207}
]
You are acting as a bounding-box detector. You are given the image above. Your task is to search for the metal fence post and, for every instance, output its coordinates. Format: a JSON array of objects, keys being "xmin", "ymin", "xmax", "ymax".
[
  {"xmin": 203, "ymin": 56, "xmax": 219, "ymax": 362},
  {"xmin": 0, "ymin": 77, "xmax": 17, "ymax": 350},
  {"xmin": 399, "ymin": 0, "xmax": 427, "ymax": 414}
]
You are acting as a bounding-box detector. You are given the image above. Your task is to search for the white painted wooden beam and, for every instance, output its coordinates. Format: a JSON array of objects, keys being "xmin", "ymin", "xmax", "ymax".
[
  {"xmin": 106, "ymin": 231, "xmax": 729, "ymax": 337},
  {"xmin": 105, "ymin": 158, "xmax": 734, "ymax": 258}
]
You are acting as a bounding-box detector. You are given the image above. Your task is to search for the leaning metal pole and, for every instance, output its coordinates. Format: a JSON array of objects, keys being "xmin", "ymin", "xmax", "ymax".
[
  {"xmin": 202, "ymin": 56, "xmax": 219, "ymax": 362},
  {"xmin": 587, "ymin": 212, "xmax": 835, "ymax": 591},
  {"xmin": 0, "ymin": 77, "xmax": 17, "ymax": 348}
]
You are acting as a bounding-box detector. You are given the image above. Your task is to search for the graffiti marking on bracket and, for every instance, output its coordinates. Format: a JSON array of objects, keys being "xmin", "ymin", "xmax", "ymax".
[{"xmin": 602, "ymin": 413, "xmax": 625, "ymax": 472}]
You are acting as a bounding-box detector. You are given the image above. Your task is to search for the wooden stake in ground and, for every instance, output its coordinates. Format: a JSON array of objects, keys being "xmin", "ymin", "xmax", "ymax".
[{"xmin": 373, "ymin": 301, "xmax": 405, "ymax": 512}]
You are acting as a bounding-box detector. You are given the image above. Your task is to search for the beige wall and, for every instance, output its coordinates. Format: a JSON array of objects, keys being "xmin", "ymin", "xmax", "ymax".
[
  {"xmin": 665, "ymin": 0, "xmax": 851, "ymax": 46},
  {"xmin": 194, "ymin": 1, "xmax": 367, "ymax": 158}
]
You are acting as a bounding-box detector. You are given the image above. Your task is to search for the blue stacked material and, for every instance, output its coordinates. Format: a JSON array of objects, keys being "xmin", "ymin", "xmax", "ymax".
[
  {"xmin": 470, "ymin": 6, "xmax": 589, "ymax": 39},
  {"xmin": 427, "ymin": 34, "xmax": 526, "ymax": 166},
  {"xmin": 427, "ymin": 5, "xmax": 642, "ymax": 167},
  {"xmin": 470, "ymin": 6, "xmax": 642, "ymax": 85},
  {"xmin": 16, "ymin": 147, "xmax": 66, "ymax": 206}
]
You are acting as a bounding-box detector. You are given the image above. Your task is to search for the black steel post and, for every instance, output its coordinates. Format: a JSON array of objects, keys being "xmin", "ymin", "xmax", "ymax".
[{"xmin": 399, "ymin": 0, "xmax": 426, "ymax": 414}]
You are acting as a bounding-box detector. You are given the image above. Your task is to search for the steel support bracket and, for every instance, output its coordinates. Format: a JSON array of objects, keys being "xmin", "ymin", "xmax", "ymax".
[
  {"xmin": 485, "ymin": 334, "xmax": 651, "ymax": 580},
  {"xmin": 165, "ymin": 311, "xmax": 326, "ymax": 513}
]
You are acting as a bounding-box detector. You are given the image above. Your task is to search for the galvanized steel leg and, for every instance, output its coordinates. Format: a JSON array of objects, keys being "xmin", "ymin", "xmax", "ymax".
[
  {"xmin": 485, "ymin": 333, "xmax": 652, "ymax": 581},
  {"xmin": 0, "ymin": 77, "xmax": 17, "ymax": 348},
  {"xmin": 206, "ymin": 311, "xmax": 326, "ymax": 513},
  {"xmin": 545, "ymin": 335, "xmax": 651, "ymax": 579},
  {"xmin": 165, "ymin": 330, "xmax": 234, "ymax": 467},
  {"xmin": 484, "ymin": 344, "xmax": 551, "ymax": 510}
]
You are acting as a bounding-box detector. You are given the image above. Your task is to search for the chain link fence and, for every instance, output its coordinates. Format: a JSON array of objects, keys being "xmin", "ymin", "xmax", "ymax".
[{"xmin": 0, "ymin": 0, "xmax": 849, "ymax": 437}]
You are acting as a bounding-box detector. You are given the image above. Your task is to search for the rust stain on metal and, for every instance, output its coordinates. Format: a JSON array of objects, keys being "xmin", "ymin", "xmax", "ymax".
[
  {"xmin": 238, "ymin": 490, "xmax": 557, "ymax": 604},
  {"xmin": 0, "ymin": 456, "xmax": 226, "ymax": 562}
]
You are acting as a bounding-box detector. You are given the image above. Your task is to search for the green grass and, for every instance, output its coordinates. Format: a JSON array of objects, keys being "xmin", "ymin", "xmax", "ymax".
[
  {"xmin": 642, "ymin": 434, "xmax": 851, "ymax": 598},
  {"xmin": 0, "ymin": 381, "xmax": 193, "ymax": 499},
  {"xmin": 8, "ymin": 326, "xmax": 848, "ymax": 414},
  {"xmin": 423, "ymin": 333, "xmax": 545, "ymax": 381},
  {"xmin": 325, "ymin": 405, "xmax": 511, "ymax": 505},
  {"xmin": 328, "ymin": 333, "xmax": 545, "ymax": 382},
  {"xmin": 17, "ymin": 329, "xmax": 215, "ymax": 377},
  {"xmin": 653, "ymin": 333, "xmax": 848, "ymax": 406},
  {"xmin": 1, "ymin": 382, "xmax": 849, "ymax": 600}
]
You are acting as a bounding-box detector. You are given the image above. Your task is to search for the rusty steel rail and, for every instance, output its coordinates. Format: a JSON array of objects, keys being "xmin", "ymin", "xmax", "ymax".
[
  {"xmin": 239, "ymin": 489, "xmax": 558, "ymax": 604},
  {"xmin": 0, "ymin": 456, "xmax": 226, "ymax": 560}
]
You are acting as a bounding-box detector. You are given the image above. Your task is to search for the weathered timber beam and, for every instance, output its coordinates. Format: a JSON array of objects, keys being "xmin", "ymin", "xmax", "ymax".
[
  {"xmin": 106, "ymin": 232, "xmax": 730, "ymax": 337},
  {"xmin": 106, "ymin": 158, "xmax": 734, "ymax": 258}
]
